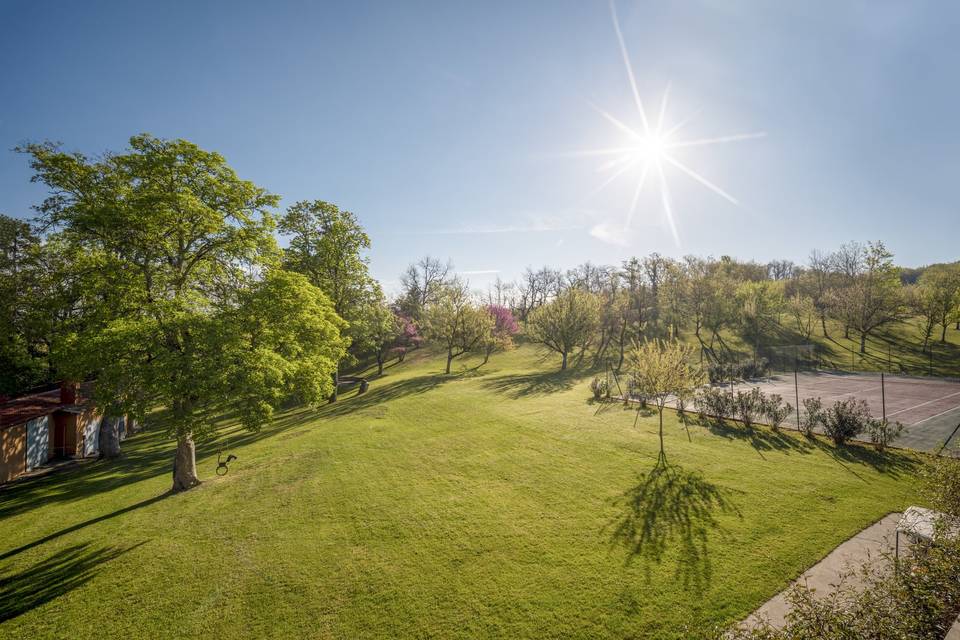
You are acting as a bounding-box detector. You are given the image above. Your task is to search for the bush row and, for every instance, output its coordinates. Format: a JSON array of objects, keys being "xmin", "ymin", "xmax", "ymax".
[
  {"xmin": 693, "ymin": 388, "xmax": 903, "ymax": 450},
  {"xmin": 693, "ymin": 387, "xmax": 792, "ymax": 430}
]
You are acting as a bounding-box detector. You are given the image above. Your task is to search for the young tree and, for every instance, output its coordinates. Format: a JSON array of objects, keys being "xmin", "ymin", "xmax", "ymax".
[
  {"xmin": 805, "ymin": 249, "xmax": 836, "ymax": 337},
  {"xmin": 846, "ymin": 242, "xmax": 903, "ymax": 353},
  {"xmin": 423, "ymin": 279, "xmax": 492, "ymax": 374},
  {"xmin": 360, "ymin": 291, "xmax": 400, "ymax": 376},
  {"xmin": 626, "ymin": 339, "xmax": 704, "ymax": 463},
  {"xmin": 917, "ymin": 265, "xmax": 960, "ymax": 343},
  {"xmin": 905, "ymin": 283, "xmax": 940, "ymax": 353},
  {"xmin": 527, "ymin": 288, "xmax": 601, "ymax": 370},
  {"xmin": 786, "ymin": 293, "xmax": 817, "ymax": 341},
  {"xmin": 481, "ymin": 304, "xmax": 519, "ymax": 364},
  {"xmin": 736, "ymin": 280, "xmax": 784, "ymax": 358},
  {"xmin": 278, "ymin": 200, "xmax": 376, "ymax": 402},
  {"xmin": 21, "ymin": 135, "xmax": 348, "ymax": 491}
]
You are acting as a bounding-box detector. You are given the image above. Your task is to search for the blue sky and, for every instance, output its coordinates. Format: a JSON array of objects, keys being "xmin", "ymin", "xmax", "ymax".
[{"xmin": 2, "ymin": 1, "xmax": 958, "ymax": 292}]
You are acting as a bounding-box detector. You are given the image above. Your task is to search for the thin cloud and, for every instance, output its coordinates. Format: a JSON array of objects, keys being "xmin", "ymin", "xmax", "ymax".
[
  {"xmin": 398, "ymin": 223, "xmax": 582, "ymax": 235},
  {"xmin": 589, "ymin": 222, "xmax": 630, "ymax": 247}
]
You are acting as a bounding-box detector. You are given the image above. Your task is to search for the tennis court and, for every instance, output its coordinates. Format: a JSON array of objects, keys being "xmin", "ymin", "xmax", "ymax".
[{"xmin": 728, "ymin": 371, "xmax": 960, "ymax": 453}]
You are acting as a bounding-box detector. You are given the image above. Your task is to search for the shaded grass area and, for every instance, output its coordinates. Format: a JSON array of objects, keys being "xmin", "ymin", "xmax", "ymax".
[
  {"xmin": 0, "ymin": 344, "xmax": 922, "ymax": 639},
  {"xmin": 689, "ymin": 316, "xmax": 960, "ymax": 378}
]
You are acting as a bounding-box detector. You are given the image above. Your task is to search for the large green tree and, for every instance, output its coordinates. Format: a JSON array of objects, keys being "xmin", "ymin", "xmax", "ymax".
[
  {"xmin": 21, "ymin": 135, "xmax": 347, "ymax": 490},
  {"xmin": 279, "ymin": 200, "xmax": 375, "ymax": 401},
  {"xmin": 0, "ymin": 214, "xmax": 44, "ymax": 395}
]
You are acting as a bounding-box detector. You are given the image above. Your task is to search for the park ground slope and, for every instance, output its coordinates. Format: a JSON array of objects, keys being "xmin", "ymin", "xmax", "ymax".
[{"xmin": 0, "ymin": 345, "xmax": 921, "ymax": 639}]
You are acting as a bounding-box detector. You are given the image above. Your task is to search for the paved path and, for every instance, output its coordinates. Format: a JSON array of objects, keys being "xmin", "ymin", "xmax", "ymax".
[{"xmin": 743, "ymin": 513, "xmax": 901, "ymax": 629}]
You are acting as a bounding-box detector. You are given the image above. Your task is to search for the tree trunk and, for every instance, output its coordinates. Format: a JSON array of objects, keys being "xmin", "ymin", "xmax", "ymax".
[
  {"xmin": 859, "ymin": 332, "xmax": 866, "ymax": 354},
  {"xmin": 98, "ymin": 416, "xmax": 122, "ymax": 459},
  {"xmin": 821, "ymin": 315, "xmax": 828, "ymax": 338},
  {"xmin": 561, "ymin": 351, "xmax": 568, "ymax": 370},
  {"xmin": 172, "ymin": 433, "xmax": 200, "ymax": 492},
  {"xmin": 329, "ymin": 367, "xmax": 340, "ymax": 403},
  {"xmin": 658, "ymin": 407, "xmax": 666, "ymax": 462},
  {"xmin": 377, "ymin": 352, "xmax": 384, "ymax": 376},
  {"xmin": 942, "ymin": 324, "xmax": 948, "ymax": 343},
  {"xmin": 445, "ymin": 348, "xmax": 453, "ymax": 374}
]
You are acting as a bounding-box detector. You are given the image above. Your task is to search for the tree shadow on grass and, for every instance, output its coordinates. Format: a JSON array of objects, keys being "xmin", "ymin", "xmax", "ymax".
[
  {"xmin": 0, "ymin": 373, "xmax": 451, "ymax": 520},
  {"xmin": 699, "ymin": 417, "xmax": 814, "ymax": 459},
  {"xmin": 0, "ymin": 541, "xmax": 146, "ymax": 621},
  {"xmin": 605, "ymin": 460, "xmax": 741, "ymax": 593},
  {"xmin": 0, "ymin": 493, "xmax": 167, "ymax": 561},
  {"xmin": 0, "ymin": 428, "xmax": 182, "ymax": 521},
  {"xmin": 809, "ymin": 438, "xmax": 919, "ymax": 480},
  {"xmin": 481, "ymin": 367, "xmax": 590, "ymax": 399}
]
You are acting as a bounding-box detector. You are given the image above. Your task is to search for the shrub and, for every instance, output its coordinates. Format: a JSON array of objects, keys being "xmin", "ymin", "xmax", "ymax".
[
  {"xmin": 589, "ymin": 377, "xmax": 609, "ymax": 401},
  {"xmin": 866, "ymin": 418, "xmax": 903, "ymax": 452},
  {"xmin": 708, "ymin": 359, "xmax": 770, "ymax": 384},
  {"xmin": 739, "ymin": 358, "xmax": 769, "ymax": 380},
  {"xmin": 735, "ymin": 388, "xmax": 765, "ymax": 428},
  {"xmin": 675, "ymin": 388, "xmax": 695, "ymax": 417},
  {"xmin": 823, "ymin": 398, "xmax": 870, "ymax": 445},
  {"xmin": 695, "ymin": 387, "xmax": 734, "ymax": 421},
  {"xmin": 725, "ymin": 533, "xmax": 960, "ymax": 639},
  {"xmin": 921, "ymin": 456, "xmax": 960, "ymax": 518},
  {"xmin": 800, "ymin": 397, "xmax": 824, "ymax": 438},
  {"xmin": 763, "ymin": 393, "xmax": 793, "ymax": 431}
]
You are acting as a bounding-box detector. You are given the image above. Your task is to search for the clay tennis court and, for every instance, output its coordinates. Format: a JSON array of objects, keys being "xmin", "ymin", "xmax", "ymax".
[{"xmin": 730, "ymin": 371, "xmax": 960, "ymax": 453}]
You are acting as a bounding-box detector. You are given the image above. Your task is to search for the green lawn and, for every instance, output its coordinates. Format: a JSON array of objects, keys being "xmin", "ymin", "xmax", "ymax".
[{"xmin": 0, "ymin": 345, "xmax": 923, "ymax": 639}]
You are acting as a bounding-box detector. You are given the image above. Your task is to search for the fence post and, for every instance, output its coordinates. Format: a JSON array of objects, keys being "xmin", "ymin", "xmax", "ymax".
[
  {"xmin": 881, "ymin": 372, "xmax": 886, "ymax": 422},
  {"xmin": 794, "ymin": 368, "xmax": 801, "ymax": 432}
]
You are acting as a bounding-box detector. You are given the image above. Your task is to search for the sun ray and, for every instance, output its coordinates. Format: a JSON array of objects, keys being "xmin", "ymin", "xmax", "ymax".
[
  {"xmin": 610, "ymin": 0, "xmax": 649, "ymax": 134},
  {"xmin": 663, "ymin": 154, "xmax": 739, "ymax": 205},
  {"xmin": 596, "ymin": 153, "xmax": 633, "ymax": 172},
  {"xmin": 586, "ymin": 158, "xmax": 637, "ymax": 199},
  {"xmin": 666, "ymin": 131, "xmax": 767, "ymax": 150},
  {"xmin": 624, "ymin": 161, "xmax": 650, "ymax": 229},
  {"xmin": 548, "ymin": 147, "xmax": 638, "ymax": 159},
  {"xmin": 662, "ymin": 107, "xmax": 701, "ymax": 138},
  {"xmin": 588, "ymin": 102, "xmax": 642, "ymax": 139},
  {"xmin": 656, "ymin": 160, "xmax": 681, "ymax": 247},
  {"xmin": 656, "ymin": 83, "xmax": 671, "ymax": 134}
]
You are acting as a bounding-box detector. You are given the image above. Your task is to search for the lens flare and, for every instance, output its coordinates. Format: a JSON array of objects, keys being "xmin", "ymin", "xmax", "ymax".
[{"xmin": 572, "ymin": 1, "xmax": 766, "ymax": 247}]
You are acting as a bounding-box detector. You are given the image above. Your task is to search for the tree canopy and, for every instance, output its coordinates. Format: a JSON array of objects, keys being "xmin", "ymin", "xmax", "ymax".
[{"xmin": 20, "ymin": 134, "xmax": 347, "ymax": 490}]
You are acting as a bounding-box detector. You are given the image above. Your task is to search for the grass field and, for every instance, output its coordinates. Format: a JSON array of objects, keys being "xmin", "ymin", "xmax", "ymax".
[{"xmin": 0, "ymin": 345, "xmax": 924, "ymax": 639}]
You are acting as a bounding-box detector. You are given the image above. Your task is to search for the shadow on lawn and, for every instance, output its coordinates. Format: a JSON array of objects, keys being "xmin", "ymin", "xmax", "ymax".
[
  {"xmin": 606, "ymin": 460, "xmax": 740, "ymax": 593},
  {"xmin": 0, "ymin": 373, "xmax": 445, "ymax": 521},
  {"xmin": 0, "ymin": 493, "xmax": 167, "ymax": 561},
  {"xmin": 481, "ymin": 367, "xmax": 590, "ymax": 399},
  {"xmin": 0, "ymin": 541, "xmax": 145, "ymax": 621},
  {"xmin": 316, "ymin": 372, "xmax": 453, "ymax": 419},
  {"xmin": 699, "ymin": 417, "xmax": 814, "ymax": 459}
]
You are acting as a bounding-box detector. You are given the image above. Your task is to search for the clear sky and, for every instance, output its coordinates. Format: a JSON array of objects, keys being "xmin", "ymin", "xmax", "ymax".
[{"xmin": 2, "ymin": 1, "xmax": 958, "ymax": 292}]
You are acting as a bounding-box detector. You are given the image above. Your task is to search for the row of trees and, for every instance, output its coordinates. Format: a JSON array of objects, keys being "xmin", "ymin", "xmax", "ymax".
[
  {"xmin": 0, "ymin": 135, "xmax": 529, "ymax": 490},
  {"xmin": 413, "ymin": 244, "xmax": 958, "ymax": 373}
]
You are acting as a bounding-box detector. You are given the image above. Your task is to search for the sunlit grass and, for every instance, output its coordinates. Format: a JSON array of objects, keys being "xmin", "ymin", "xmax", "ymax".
[{"xmin": 0, "ymin": 344, "xmax": 921, "ymax": 639}]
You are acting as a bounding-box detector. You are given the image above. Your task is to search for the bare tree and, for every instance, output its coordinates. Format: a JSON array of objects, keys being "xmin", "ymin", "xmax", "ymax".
[{"xmin": 399, "ymin": 256, "xmax": 451, "ymax": 319}]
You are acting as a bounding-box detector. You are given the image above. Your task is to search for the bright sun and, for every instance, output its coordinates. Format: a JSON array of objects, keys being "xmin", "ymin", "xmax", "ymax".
[{"xmin": 568, "ymin": 1, "xmax": 766, "ymax": 247}]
